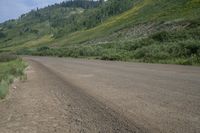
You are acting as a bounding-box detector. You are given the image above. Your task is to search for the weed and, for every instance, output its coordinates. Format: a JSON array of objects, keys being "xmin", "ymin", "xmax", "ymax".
[
  {"xmin": 0, "ymin": 58, "xmax": 27, "ymax": 99},
  {"xmin": 0, "ymin": 80, "xmax": 9, "ymax": 99}
]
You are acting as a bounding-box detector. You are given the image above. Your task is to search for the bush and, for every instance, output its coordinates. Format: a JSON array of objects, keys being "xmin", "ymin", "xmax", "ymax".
[
  {"xmin": 101, "ymin": 49, "xmax": 131, "ymax": 61},
  {"xmin": 151, "ymin": 31, "xmax": 171, "ymax": 42},
  {"xmin": 166, "ymin": 40, "xmax": 200, "ymax": 57},
  {"xmin": 183, "ymin": 41, "xmax": 200, "ymax": 56},
  {"xmin": 134, "ymin": 44, "xmax": 171, "ymax": 62},
  {"xmin": 151, "ymin": 26, "xmax": 200, "ymax": 43},
  {"xmin": 174, "ymin": 58, "xmax": 193, "ymax": 65},
  {"xmin": 122, "ymin": 39, "xmax": 154, "ymax": 51},
  {"xmin": 37, "ymin": 46, "xmax": 50, "ymax": 51},
  {"xmin": 0, "ymin": 53, "xmax": 18, "ymax": 62},
  {"xmin": 0, "ymin": 31, "xmax": 6, "ymax": 38},
  {"xmin": 101, "ymin": 53, "xmax": 122, "ymax": 61},
  {"xmin": 17, "ymin": 49, "xmax": 33, "ymax": 55}
]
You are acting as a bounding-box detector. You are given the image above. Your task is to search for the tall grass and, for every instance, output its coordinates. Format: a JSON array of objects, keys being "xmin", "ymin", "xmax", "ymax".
[
  {"xmin": 0, "ymin": 80, "xmax": 9, "ymax": 99},
  {"xmin": 0, "ymin": 54, "xmax": 27, "ymax": 99},
  {"xmin": 0, "ymin": 53, "xmax": 18, "ymax": 62}
]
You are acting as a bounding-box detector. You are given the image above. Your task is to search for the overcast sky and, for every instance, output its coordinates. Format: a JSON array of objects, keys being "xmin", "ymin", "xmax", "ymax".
[{"xmin": 0, "ymin": 0, "xmax": 65, "ymax": 23}]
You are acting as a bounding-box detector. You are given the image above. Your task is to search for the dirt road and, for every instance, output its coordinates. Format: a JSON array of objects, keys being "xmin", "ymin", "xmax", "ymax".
[{"xmin": 0, "ymin": 56, "xmax": 200, "ymax": 133}]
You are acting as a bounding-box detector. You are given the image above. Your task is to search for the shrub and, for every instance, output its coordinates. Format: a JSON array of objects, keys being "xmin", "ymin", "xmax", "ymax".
[
  {"xmin": 134, "ymin": 44, "xmax": 171, "ymax": 62},
  {"xmin": 0, "ymin": 53, "xmax": 18, "ymax": 62},
  {"xmin": 0, "ymin": 31, "xmax": 6, "ymax": 38},
  {"xmin": 101, "ymin": 49, "xmax": 131, "ymax": 61},
  {"xmin": 101, "ymin": 53, "xmax": 122, "ymax": 61},
  {"xmin": 174, "ymin": 58, "xmax": 193, "ymax": 65},
  {"xmin": 134, "ymin": 47, "xmax": 149, "ymax": 59},
  {"xmin": 37, "ymin": 46, "xmax": 50, "ymax": 51},
  {"xmin": 17, "ymin": 49, "xmax": 33, "ymax": 55},
  {"xmin": 166, "ymin": 40, "xmax": 200, "ymax": 57},
  {"xmin": 183, "ymin": 41, "xmax": 200, "ymax": 56},
  {"xmin": 151, "ymin": 31, "xmax": 171, "ymax": 42}
]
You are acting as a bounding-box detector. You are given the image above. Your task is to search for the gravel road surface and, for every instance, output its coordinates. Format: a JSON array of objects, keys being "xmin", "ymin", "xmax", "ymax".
[{"xmin": 0, "ymin": 56, "xmax": 200, "ymax": 133}]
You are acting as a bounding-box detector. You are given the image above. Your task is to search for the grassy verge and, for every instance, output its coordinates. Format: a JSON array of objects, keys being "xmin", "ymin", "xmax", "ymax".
[{"xmin": 0, "ymin": 54, "xmax": 27, "ymax": 99}]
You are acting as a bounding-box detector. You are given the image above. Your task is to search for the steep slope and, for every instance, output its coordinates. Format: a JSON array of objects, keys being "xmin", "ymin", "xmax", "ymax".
[
  {"xmin": 0, "ymin": 6, "xmax": 85, "ymax": 51},
  {"xmin": 0, "ymin": 0, "xmax": 137, "ymax": 51},
  {"xmin": 56, "ymin": 0, "xmax": 200, "ymax": 45},
  {"xmin": 29, "ymin": 0, "xmax": 199, "ymax": 65}
]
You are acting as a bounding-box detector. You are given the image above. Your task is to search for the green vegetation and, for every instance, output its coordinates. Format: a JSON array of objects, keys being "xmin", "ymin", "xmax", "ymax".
[
  {"xmin": 0, "ymin": 54, "xmax": 27, "ymax": 99},
  {"xmin": 0, "ymin": 53, "xmax": 18, "ymax": 62},
  {"xmin": 19, "ymin": 17, "xmax": 200, "ymax": 65},
  {"xmin": 0, "ymin": 0, "xmax": 136, "ymax": 50},
  {"xmin": 0, "ymin": 0, "xmax": 200, "ymax": 65}
]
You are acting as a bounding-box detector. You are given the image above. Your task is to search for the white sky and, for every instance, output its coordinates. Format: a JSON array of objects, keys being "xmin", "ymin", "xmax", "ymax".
[{"xmin": 0, "ymin": 0, "xmax": 65, "ymax": 23}]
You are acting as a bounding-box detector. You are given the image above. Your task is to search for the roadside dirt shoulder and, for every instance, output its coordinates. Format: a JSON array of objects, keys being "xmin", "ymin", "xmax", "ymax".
[{"xmin": 0, "ymin": 59, "xmax": 143, "ymax": 133}]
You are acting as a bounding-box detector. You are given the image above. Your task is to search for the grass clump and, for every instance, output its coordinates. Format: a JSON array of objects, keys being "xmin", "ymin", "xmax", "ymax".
[
  {"xmin": 0, "ymin": 53, "xmax": 18, "ymax": 62},
  {"xmin": 0, "ymin": 56, "xmax": 27, "ymax": 99},
  {"xmin": 0, "ymin": 80, "xmax": 9, "ymax": 99}
]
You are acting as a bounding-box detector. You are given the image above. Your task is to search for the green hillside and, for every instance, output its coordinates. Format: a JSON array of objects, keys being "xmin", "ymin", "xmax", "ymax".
[
  {"xmin": 0, "ymin": 0, "xmax": 200, "ymax": 65},
  {"xmin": 60, "ymin": 0, "xmax": 200, "ymax": 45}
]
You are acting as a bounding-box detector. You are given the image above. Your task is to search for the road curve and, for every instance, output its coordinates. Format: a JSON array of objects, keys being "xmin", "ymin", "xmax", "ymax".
[{"xmin": 0, "ymin": 56, "xmax": 200, "ymax": 133}]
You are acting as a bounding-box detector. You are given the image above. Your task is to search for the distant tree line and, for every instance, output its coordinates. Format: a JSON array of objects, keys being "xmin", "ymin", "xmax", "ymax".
[{"xmin": 60, "ymin": 0, "xmax": 104, "ymax": 9}]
